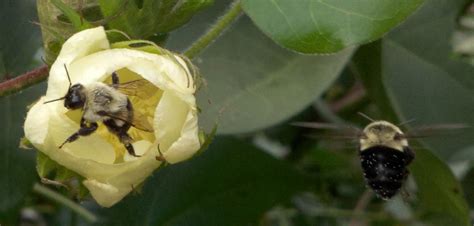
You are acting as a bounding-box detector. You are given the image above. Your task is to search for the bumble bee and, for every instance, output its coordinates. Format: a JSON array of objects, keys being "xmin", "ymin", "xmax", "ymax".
[
  {"xmin": 294, "ymin": 113, "xmax": 467, "ymax": 200},
  {"xmin": 358, "ymin": 120, "xmax": 413, "ymax": 199},
  {"xmin": 44, "ymin": 65, "xmax": 153, "ymax": 157}
]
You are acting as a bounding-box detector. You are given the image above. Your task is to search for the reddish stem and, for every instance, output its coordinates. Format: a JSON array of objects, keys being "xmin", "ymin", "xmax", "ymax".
[
  {"xmin": 330, "ymin": 82, "xmax": 366, "ymax": 112},
  {"xmin": 0, "ymin": 65, "xmax": 49, "ymax": 97}
]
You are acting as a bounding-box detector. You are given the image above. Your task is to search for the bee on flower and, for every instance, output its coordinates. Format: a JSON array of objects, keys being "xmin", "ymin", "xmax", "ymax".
[{"xmin": 24, "ymin": 27, "xmax": 201, "ymax": 207}]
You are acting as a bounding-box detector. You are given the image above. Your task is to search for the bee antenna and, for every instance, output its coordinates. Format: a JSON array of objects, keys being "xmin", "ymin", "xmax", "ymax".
[
  {"xmin": 398, "ymin": 118, "xmax": 416, "ymax": 126},
  {"xmin": 63, "ymin": 64, "xmax": 72, "ymax": 88},
  {"xmin": 40, "ymin": 56, "xmax": 48, "ymax": 65},
  {"xmin": 43, "ymin": 97, "xmax": 66, "ymax": 104},
  {"xmin": 357, "ymin": 112, "xmax": 375, "ymax": 122}
]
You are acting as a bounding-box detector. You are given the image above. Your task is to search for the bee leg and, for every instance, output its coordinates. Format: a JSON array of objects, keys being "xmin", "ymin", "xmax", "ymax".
[
  {"xmin": 403, "ymin": 147, "xmax": 415, "ymax": 164},
  {"xmin": 102, "ymin": 118, "xmax": 140, "ymax": 157},
  {"xmin": 400, "ymin": 186, "xmax": 410, "ymax": 202},
  {"xmin": 59, "ymin": 119, "xmax": 98, "ymax": 148},
  {"xmin": 111, "ymin": 72, "xmax": 119, "ymax": 89},
  {"xmin": 120, "ymin": 133, "xmax": 141, "ymax": 157}
]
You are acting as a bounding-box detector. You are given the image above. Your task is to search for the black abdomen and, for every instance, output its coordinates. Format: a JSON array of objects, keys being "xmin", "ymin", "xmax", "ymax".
[{"xmin": 360, "ymin": 146, "xmax": 414, "ymax": 199}]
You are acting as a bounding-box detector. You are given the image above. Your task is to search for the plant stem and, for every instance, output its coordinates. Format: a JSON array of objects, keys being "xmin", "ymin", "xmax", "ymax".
[
  {"xmin": 329, "ymin": 82, "xmax": 366, "ymax": 112},
  {"xmin": 183, "ymin": 0, "xmax": 242, "ymax": 59},
  {"xmin": 33, "ymin": 183, "xmax": 97, "ymax": 223},
  {"xmin": 313, "ymin": 99, "xmax": 347, "ymax": 124},
  {"xmin": 0, "ymin": 65, "xmax": 49, "ymax": 97},
  {"xmin": 349, "ymin": 189, "xmax": 373, "ymax": 226}
]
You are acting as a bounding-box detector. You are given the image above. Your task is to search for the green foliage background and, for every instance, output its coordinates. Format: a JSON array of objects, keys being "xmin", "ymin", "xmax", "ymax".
[{"xmin": 0, "ymin": 0, "xmax": 473, "ymax": 225}]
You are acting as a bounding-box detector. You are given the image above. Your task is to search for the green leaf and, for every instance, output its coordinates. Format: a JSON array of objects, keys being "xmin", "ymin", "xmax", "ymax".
[
  {"xmin": 196, "ymin": 16, "xmax": 353, "ymax": 134},
  {"xmin": 0, "ymin": 98, "xmax": 38, "ymax": 224},
  {"xmin": 37, "ymin": 151, "xmax": 58, "ymax": 178},
  {"xmin": 241, "ymin": 0, "xmax": 425, "ymax": 54},
  {"xmin": 197, "ymin": 124, "xmax": 218, "ymax": 154},
  {"xmin": 111, "ymin": 40, "xmax": 165, "ymax": 54},
  {"xmin": 351, "ymin": 41, "xmax": 398, "ymax": 123},
  {"xmin": 98, "ymin": 0, "xmax": 213, "ymax": 39},
  {"xmin": 97, "ymin": 137, "xmax": 309, "ymax": 226},
  {"xmin": 36, "ymin": 1, "xmax": 90, "ymax": 64},
  {"xmin": 19, "ymin": 137, "xmax": 33, "ymax": 150},
  {"xmin": 383, "ymin": 0, "xmax": 474, "ymax": 160},
  {"xmin": 0, "ymin": 1, "xmax": 42, "ymax": 224},
  {"xmin": 355, "ymin": 44, "xmax": 471, "ymax": 225},
  {"xmin": 51, "ymin": 0, "xmax": 93, "ymax": 30},
  {"xmin": 411, "ymin": 149, "xmax": 470, "ymax": 226},
  {"xmin": 36, "ymin": 151, "xmax": 90, "ymax": 200},
  {"xmin": 356, "ymin": 0, "xmax": 474, "ymax": 159},
  {"xmin": 352, "ymin": 1, "xmax": 472, "ymax": 223},
  {"xmin": 461, "ymin": 167, "xmax": 474, "ymax": 207},
  {"xmin": 154, "ymin": 0, "xmax": 215, "ymax": 33},
  {"xmin": 0, "ymin": 0, "xmax": 42, "ymax": 75}
]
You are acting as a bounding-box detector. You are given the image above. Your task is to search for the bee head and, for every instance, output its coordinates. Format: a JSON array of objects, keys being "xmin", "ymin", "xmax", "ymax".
[
  {"xmin": 360, "ymin": 121, "xmax": 408, "ymax": 151},
  {"xmin": 64, "ymin": 84, "xmax": 86, "ymax": 109},
  {"xmin": 43, "ymin": 64, "xmax": 87, "ymax": 108}
]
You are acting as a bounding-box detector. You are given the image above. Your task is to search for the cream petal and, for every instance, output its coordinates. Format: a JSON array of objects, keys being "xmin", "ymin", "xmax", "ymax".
[
  {"xmin": 41, "ymin": 128, "xmax": 160, "ymax": 180},
  {"xmin": 66, "ymin": 49, "xmax": 195, "ymax": 95},
  {"xmin": 24, "ymin": 97, "xmax": 50, "ymax": 147},
  {"xmin": 39, "ymin": 100, "xmax": 160, "ymax": 181},
  {"xmin": 163, "ymin": 109, "xmax": 200, "ymax": 164},
  {"xmin": 154, "ymin": 91, "xmax": 190, "ymax": 151},
  {"xmin": 123, "ymin": 140, "xmax": 153, "ymax": 162},
  {"xmin": 61, "ymin": 137, "xmax": 116, "ymax": 164},
  {"xmin": 84, "ymin": 141, "xmax": 161, "ymax": 207},
  {"xmin": 47, "ymin": 108, "xmax": 116, "ymax": 164},
  {"xmin": 152, "ymin": 54, "xmax": 195, "ymax": 93},
  {"xmin": 42, "ymin": 136, "xmax": 161, "ymax": 208},
  {"xmin": 109, "ymin": 147, "xmax": 161, "ymax": 189},
  {"xmin": 46, "ymin": 27, "xmax": 110, "ymax": 99},
  {"xmin": 83, "ymin": 179, "xmax": 126, "ymax": 208}
]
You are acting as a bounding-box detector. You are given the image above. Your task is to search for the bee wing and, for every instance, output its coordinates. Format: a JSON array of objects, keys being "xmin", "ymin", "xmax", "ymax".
[
  {"xmin": 100, "ymin": 111, "xmax": 154, "ymax": 132},
  {"xmin": 292, "ymin": 122, "xmax": 350, "ymax": 130},
  {"xmin": 404, "ymin": 123, "xmax": 470, "ymax": 138},
  {"xmin": 130, "ymin": 109, "xmax": 154, "ymax": 132},
  {"xmin": 291, "ymin": 121, "xmax": 363, "ymax": 139},
  {"xmin": 114, "ymin": 79, "xmax": 156, "ymax": 99}
]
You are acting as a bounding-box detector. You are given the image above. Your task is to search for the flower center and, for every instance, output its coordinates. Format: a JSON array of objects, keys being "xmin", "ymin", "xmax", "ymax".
[{"xmin": 65, "ymin": 68, "xmax": 162, "ymax": 163}]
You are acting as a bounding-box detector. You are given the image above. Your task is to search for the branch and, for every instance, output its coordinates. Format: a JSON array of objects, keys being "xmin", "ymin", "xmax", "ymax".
[
  {"xmin": 329, "ymin": 82, "xmax": 366, "ymax": 112},
  {"xmin": 183, "ymin": 0, "xmax": 242, "ymax": 59},
  {"xmin": 0, "ymin": 65, "xmax": 49, "ymax": 97},
  {"xmin": 33, "ymin": 183, "xmax": 97, "ymax": 223},
  {"xmin": 349, "ymin": 189, "xmax": 373, "ymax": 226}
]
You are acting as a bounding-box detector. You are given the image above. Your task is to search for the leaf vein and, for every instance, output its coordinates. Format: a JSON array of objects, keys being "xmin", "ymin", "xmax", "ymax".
[
  {"xmin": 268, "ymin": 0, "xmax": 311, "ymax": 45},
  {"xmin": 317, "ymin": 0, "xmax": 394, "ymax": 21}
]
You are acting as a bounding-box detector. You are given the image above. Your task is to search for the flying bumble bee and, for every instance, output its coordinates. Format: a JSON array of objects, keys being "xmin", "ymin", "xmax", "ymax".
[
  {"xmin": 294, "ymin": 113, "xmax": 467, "ymax": 200},
  {"xmin": 358, "ymin": 120, "xmax": 413, "ymax": 199},
  {"xmin": 44, "ymin": 65, "xmax": 154, "ymax": 157}
]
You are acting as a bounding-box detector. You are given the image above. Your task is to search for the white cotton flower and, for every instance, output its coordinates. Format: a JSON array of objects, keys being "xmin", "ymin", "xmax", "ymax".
[{"xmin": 24, "ymin": 27, "xmax": 200, "ymax": 207}]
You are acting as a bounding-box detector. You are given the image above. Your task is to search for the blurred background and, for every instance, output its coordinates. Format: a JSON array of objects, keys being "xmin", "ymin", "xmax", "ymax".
[{"xmin": 1, "ymin": 0, "xmax": 474, "ymax": 225}]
